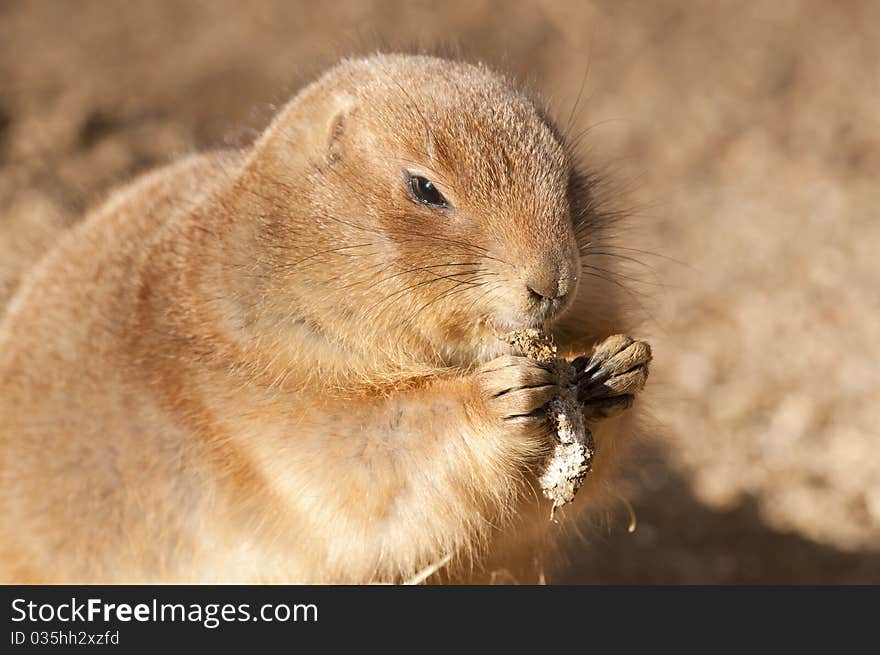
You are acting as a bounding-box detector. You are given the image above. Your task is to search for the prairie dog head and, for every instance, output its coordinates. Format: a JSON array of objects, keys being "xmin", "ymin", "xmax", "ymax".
[{"xmin": 236, "ymin": 54, "xmax": 595, "ymax": 367}]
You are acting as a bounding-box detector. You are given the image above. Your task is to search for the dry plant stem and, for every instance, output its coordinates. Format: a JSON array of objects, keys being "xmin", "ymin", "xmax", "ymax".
[
  {"xmin": 403, "ymin": 553, "xmax": 453, "ymax": 585},
  {"xmin": 506, "ymin": 329, "xmax": 594, "ymax": 520}
]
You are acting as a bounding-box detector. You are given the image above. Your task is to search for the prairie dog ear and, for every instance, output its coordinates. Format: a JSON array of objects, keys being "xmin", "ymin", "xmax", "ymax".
[
  {"xmin": 254, "ymin": 87, "xmax": 355, "ymax": 169},
  {"xmin": 297, "ymin": 90, "xmax": 355, "ymax": 165},
  {"xmin": 327, "ymin": 106, "xmax": 348, "ymax": 162}
]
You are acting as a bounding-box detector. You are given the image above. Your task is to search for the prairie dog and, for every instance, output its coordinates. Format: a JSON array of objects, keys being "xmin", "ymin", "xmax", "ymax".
[{"xmin": 0, "ymin": 54, "xmax": 649, "ymax": 583}]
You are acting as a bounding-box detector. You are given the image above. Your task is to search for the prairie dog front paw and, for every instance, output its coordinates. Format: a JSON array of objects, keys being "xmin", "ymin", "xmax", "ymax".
[
  {"xmin": 574, "ymin": 335, "xmax": 652, "ymax": 421},
  {"xmin": 471, "ymin": 355, "xmax": 559, "ymax": 438}
]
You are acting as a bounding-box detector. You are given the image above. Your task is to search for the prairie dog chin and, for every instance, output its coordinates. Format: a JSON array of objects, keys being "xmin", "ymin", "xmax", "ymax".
[{"xmin": 0, "ymin": 53, "xmax": 646, "ymax": 583}]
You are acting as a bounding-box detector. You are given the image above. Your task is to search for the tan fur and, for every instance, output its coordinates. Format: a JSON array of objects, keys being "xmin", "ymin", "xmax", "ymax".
[{"xmin": 0, "ymin": 54, "xmax": 643, "ymax": 583}]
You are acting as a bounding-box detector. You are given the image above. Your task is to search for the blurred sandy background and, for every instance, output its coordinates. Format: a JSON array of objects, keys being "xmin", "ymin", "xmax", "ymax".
[{"xmin": 1, "ymin": 0, "xmax": 878, "ymax": 582}]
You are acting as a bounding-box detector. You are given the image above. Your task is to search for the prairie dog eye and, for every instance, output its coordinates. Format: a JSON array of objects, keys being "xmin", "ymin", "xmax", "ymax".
[{"xmin": 408, "ymin": 174, "xmax": 449, "ymax": 208}]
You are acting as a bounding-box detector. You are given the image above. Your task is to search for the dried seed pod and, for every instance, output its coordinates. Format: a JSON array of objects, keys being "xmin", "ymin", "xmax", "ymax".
[{"xmin": 505, "ymin": 328, "xmax": 593, "ymax": 519}]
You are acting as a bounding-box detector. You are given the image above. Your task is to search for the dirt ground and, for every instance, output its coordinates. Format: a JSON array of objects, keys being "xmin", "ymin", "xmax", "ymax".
[{"xmin": 1, "ymin": 1, "xmax": 878, "ymax": 583}]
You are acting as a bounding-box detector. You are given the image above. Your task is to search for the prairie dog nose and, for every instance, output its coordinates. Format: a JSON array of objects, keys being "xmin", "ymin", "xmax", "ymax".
[{"xmin": 524, "ymin": 266, "xmax": 572, "ymax": 301}]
